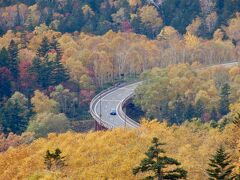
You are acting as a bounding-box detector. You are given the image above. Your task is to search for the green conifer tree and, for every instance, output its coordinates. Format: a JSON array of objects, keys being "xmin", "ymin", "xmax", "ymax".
[
  {"xmin": 44, "ymin": 148, "xmax": 66, "ymax": 171},
  {"xmin": 0, "ymin": 47, "xmax": 9, "ymax": 68},
  {"xmin": 185, "ymin": 103, "xmax": 195, "ymax": 120},
  {"xmin": 50, "ymin": 36, "xmax": 63, "ymax": 61},
  {"xmin": 195, "ymin": 99, "xmax": 205, "ymax": 118},
  {"xmin": 206, "ymin": 146, "xmax": 235, "ymax": 180},
  {"xmin": 37, "ymin": 36, "xmax": 50, "ymax": 58},
  {"xmin": 7, "ymin": 40, "xmax": 19, "ymax": 79},
  {"xmin": 233, "ymin": 113, "xmax": 240, "ymax": 128},
  {"xmin": 2, "ymin": 92, "xmax": 30, "ymax": 134},
  {"xmin": 210, "ymin": 107, "xmax": 218, "ymax": 121},
  {"xmin": 20, "ymin": 31, "xmax": 28, "ymax": 49},
  {"xmin": 219, "ymin": 83, "xmax": 231, "ymax": 116},
  {"xmin": 50, "ymin": 59, "xmax": 69, "ymax": 86},
  {"xmin": 133, "ymin": 137, "xmax": 187, "ymax": 180},
  {"xmin": 49, "ymin": 37, "xmax": 69, "ymax": 86},
  {"xmin": 30, "ymin": 57, "xmax": 52, "ymax": 88},
  {"xmin": 172, "ymin": 94, "xmax": 185, "ymax": 124},
  {"xmin": 24, "ymin": 13, "xmax": 34, "ymax": 31}
]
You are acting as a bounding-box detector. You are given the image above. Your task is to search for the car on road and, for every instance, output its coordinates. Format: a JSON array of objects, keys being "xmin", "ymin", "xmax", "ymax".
[{"xmin": 110, "ymin": 109, "xmax": 117, "ymax": 115}]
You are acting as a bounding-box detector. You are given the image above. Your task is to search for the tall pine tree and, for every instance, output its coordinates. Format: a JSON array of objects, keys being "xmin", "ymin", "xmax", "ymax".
[
  {"xmin": 185, "ymin": 103, "xmax": 195, "ymax": 120},
  {"xmin": 30, "ymin": 56, "xmax": 53, "ymax": 88},
  {"xmin": 50, "ymin": 59, "xmax": 69, "ymax": 86},
  {"xmin": 0, "ymin": 47, "xmax": 9, "ymax": 68},
  {"xmin": 50, "ymin": 36, "xmax": 63, "ymax": 61},
  {"xmin": 133, "ymin": 137, "xmax": 187, "ymax": 180},
  {"xmin": 8, "ymin": 40, "xmax": 19, "ymax": 79},
  {"xmin": 172, "ymin": 94, "xmax": 185, "ymax": 124},
  {"xmin": 195, "ymin": 99, "xmax": 205, "ymax": 118},
  {"xmin": 206, "ymin": 146, "xmax": 235, "ymax": 180},
  {"xmin": 219, "ymin": 83, "xmax": 231, "ymax": 116},
  {"xmin": 20, "ymin": 31, "xmax": 28, "ymax": 49},
  {"xmin": 233, "ymin": 113, "xmax": 240, "ymax": 128},
  {"xmin": 37, "ymin": 36, "xmax": 50, "ymax": 58},
  {"xmin": 44, "ymin": 148, "xmax": 66, "ymax": 171},
  {"xmin": 210, "ymin": 107, "xmax": 218, "ymax": 121},
  {"xmin": 49, "ymin": 37, "xmax": 69, "ymax": 86},
  {"xmin": 30, "ymin": 57, "xmax": 69, "ymax": 88}
]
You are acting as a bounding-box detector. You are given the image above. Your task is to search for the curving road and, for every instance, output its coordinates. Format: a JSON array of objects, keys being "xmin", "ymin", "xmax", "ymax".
[
  {"xmin": 90, "ymin": 62, "xmax": 239, "ymax": 130},
  {"xmin": 90, "ymin": 82, "xmax": 141, "ymax": 129}
]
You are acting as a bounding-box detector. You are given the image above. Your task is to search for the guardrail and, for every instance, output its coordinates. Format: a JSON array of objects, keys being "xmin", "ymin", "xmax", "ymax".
[
  {"xmin": 90, "ymin": 86, "xmax": 118, "ymax": 129},
  {"xmin": 117, "ymin": 93, "xmax": 139, "ymax": 128},
  {"xmin": 90, "ymin": 83, "xmax": 140, "ymax": 129}
]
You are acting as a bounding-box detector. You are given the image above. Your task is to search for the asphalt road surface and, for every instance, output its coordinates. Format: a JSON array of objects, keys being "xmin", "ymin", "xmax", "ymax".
[{"xmin": 93, "ymin": 83, "xmax": 140, "ymax": 128}]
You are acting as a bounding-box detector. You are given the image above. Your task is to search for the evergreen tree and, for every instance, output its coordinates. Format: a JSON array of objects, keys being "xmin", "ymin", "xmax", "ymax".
[
  {"xmin": 7, "ymin": 40, "xmax": 19, "ymax": 79},
  {"xmin": 44, "ymin": 150, "xmax": 53, "ymax": 170},
  {"xmin": 160, "ymin": 99, "xmax": 169, "ymax": 120},
  {"xmin": 233, "ymin": 113, "xmax": 240, "ymax": 128},
  {"xmin": 219, "ymin": 83, "xmax": 231, "ymax": 116},
  {"xmin": 0, "ymin": 67, "xmax": 12, "ymax": 100},
  {"xmin": 172, "ymin": 94, "xmax": 185, "ymax": 124},
  {"xmin": 185, "ymin": 103, "xmax": 195, "ymax": 120},
  {"xmin": 0, "ymin": 27, "xmax": 4, "ymax": 36},
  {"xmin": 206, "ymin": 146, "xmax": 235, "ymax": 180},
  {"xmin": 0, "ymin": 47, "xmax": 9, "ymax": 68},
  {"xmin": 44, "ymin": 148, "xmax": 66, "ymax": 171},
  {"xmin": 133, "ymin": 137, "xmax": 187, "ymax": 180},
  {"xmin": 20, "ymin": 31, "xmax": 28, "ymax": 49},
  {"xmin": 49, "ymin": 37, "xmax": 69, "ymax": 85},
  {"xmin": 210, "ymin": 107, "xmax": 218, "ymax": 121},
  {"xmin": 2, "ymin": 92, "xmax": 31, "ymax": 134},
  {"xmin": 15, "ymin": 4, "xmax": 21, "ymax": 26},
  {"xmin": 29, "ymin": 57, "xmax": 52, "ymax": 88},
  {"xmin": 30, "ymin": 56, "xmax": 69, "ymax": 88},
  {"xmin": 195, "ymin": 100, "xmax": 205, "ymax": 118},
  {"xmin": 37, "ymin": 36, "xmax": 50, "ymax": 58},
  {"xmin": 24, "ymin": 13, "xmax": 34, "ymax": 31},
  {"xmin": 50, "ymin": 36, "xmax": 63, "ymax": 61},
  {"xmin": 50, "ymin": 59, "xmax": 69, "ymax": 86}
]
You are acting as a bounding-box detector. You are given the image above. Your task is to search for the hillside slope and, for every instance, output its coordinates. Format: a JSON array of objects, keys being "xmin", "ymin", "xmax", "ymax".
[{"xmin": 0, "ymin": 120, "xmax": 239, "ymax": 180}]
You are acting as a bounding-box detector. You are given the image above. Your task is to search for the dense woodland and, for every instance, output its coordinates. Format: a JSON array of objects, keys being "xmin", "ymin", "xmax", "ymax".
[
  {"xmin": 0, "ymin": 15, "xmax": 239, "ymax": 136},
  {"xmin": 134, "ymin": 64, "xmax": 240, "ymax": 124},
  {"xmin": 0, "ymin": 0, "xmax": 240, "ymax": 179},
  {"xmin": 0, "ymin": 0, "xmax": 240, "ymax": 38}
]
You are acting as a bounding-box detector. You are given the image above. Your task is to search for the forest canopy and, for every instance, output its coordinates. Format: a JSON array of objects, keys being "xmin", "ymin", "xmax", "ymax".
[
  {"xmin": 0, "ymin": 0, "xmax": 240, "ymax": 38},
  {"xmin": 0, "ymin": 120, "xmax": 239, "ymax": 179},
  {"xmin": 0, "ymin": 1, "xmax": 240, "ymax": 179}
]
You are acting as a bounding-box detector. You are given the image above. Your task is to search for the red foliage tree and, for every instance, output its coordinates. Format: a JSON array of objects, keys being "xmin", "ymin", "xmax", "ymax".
[{"xmin": 19, "ymin": 60, "xmax": 36, "ymax": 95}]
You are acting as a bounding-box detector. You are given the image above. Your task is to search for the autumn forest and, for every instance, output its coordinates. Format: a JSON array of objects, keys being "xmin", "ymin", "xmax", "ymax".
[{"xmin": 0, "ymin": 0, "xmax": 240, "ymax": 179}]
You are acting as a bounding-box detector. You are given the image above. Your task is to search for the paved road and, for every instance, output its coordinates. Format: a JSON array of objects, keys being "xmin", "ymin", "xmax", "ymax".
[
  {"xmin": 93, "ymin": 83, "xmax": 140, "ymax": 129},
  {"xmin": 90, "ymin": 62, "xmax": 239, "ymax": 129}
]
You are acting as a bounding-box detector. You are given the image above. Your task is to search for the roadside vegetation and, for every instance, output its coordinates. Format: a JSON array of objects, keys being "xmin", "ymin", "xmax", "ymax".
[{"xmin": 134, "ymin": 64, "xmax": 240, "ymax": 125}]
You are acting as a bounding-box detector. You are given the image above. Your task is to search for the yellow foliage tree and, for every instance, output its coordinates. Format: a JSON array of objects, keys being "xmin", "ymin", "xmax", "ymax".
[{"xmin": 31, "ymin": 90, "xmax": 59, "ymax": 114}]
